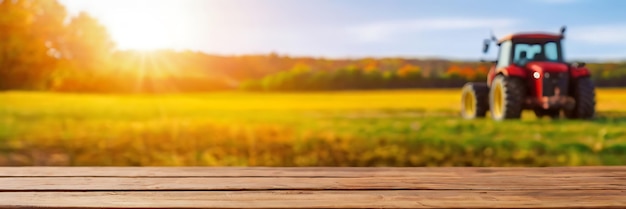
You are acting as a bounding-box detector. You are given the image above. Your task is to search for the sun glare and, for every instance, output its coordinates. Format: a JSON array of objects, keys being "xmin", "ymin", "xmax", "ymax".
[
  {"xmin": 64, "ymin": 0, "xmax": 229, "ymax": 52},
  {"xmin": 104, "ymin": 1, "xmax": 193, "ymax": 51},
  {"xmin": 113, "ymin": 18, "xmax": 168, "ymax": 50}
]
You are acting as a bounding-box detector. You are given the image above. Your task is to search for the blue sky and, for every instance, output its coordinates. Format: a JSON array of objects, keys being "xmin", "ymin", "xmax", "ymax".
[{"xmin": 59, "ymin": 0, "xmax": 626, "ymax": 60}]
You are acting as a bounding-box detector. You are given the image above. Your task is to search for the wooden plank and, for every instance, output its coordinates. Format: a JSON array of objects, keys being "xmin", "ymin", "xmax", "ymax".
[
  {"xmin": 1, "ymin": 167, "xmax": 625, "ymax": 177},
  {"xmin": 0, "ymin": 167, "xmax": 623, "ymax": 208},
  {"xmin": 0, "ymin": 176, "xmax": 624, "ymax": 191},
  {"xmin": 1, "ymin": 190, "xmax": 624, "ymax": 209}
]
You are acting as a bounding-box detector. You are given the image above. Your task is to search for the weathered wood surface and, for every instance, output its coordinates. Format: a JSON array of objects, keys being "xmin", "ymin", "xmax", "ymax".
[{"xmin": 0, "ymin": 167, "xmax": 624, "ymax": 209}]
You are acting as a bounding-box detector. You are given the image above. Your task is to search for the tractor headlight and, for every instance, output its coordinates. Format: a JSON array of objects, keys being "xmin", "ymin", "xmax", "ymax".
[{"xmin": 533, "ymin": 72, "xmax": 541, "ymax": 79}]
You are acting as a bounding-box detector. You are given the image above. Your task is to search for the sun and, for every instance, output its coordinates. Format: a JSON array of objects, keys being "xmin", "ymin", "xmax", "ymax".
[
  {"xmin": 112, "ymin": 21, "xmax": 167, "ymax": 50},
  {"xmin": 108, "ymin": 13, "xmax": 175, "ymax": 50},
  {"xmin": 103, "ymin": 2, "xmax": 190, "ymax": 51},
  {"xmin": 64, "ymin": 0, "xmax": 226, "ymax": 52}
]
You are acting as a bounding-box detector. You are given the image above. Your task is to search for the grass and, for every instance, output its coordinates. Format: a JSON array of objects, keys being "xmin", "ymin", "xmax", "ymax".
[{"xmin": 1, "ymin": 89, "xmax": 625, "ymax": 166}]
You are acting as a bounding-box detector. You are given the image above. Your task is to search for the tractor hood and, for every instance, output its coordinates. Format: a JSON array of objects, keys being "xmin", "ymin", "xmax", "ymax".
[{"xmin": 525, "ymin": 62, "xmax": 569, "ymax": 74}]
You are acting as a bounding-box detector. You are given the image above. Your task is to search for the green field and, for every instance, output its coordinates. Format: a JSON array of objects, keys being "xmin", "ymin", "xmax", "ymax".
[{"xmin": 1, "ymin": 89, "xmax": 625, "ymax": 166}]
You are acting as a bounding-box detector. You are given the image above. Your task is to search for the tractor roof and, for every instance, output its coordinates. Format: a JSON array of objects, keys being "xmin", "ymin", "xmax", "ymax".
[{"xmin": 498, "ymin": 33, "xmax": 563, "ymax": 44}]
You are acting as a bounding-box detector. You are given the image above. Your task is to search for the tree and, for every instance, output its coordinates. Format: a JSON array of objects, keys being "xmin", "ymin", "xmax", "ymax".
[
  {"xmin": 49, "ymin": 12, "xmax": 116, "ymax": 91},
  {"xmin": 445, "ymin": 64, "xmax": 463, "ymax": 79},
  {"xmin": 460, "ymin": 66, "xmax": 477, "ymax": 80},
  {"xmin": 0, "ymin": 0, "xmax": 68, "ymax": 90},
  {"xmin": 397, "ymin": 64, "xmax": 421, "ymax": 78},
  {"xmin": 62, "ymin": 12, "xmax": 115, "ymax": 72}
]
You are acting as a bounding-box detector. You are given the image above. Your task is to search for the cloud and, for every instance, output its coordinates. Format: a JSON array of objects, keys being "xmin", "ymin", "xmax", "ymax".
[
  {"xmin": 570, "ymin": 25, "xmax": 626, "ymax": 45},
  {"xmin": 348, "ymin": 18, "xmax": 519, "ymax": 43}
]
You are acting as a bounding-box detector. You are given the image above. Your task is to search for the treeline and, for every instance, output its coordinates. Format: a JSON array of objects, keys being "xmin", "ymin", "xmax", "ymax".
[
  {"xmin": 2, "ymin": 0, "xmax": 626, "ymax": 93},
  {"xmin": 240, "ymin": 62, "xmax": 489, "ymax": 91},
  {"xmin": 240, "ymin": 61, "xmax": 626, "ymax": 91},
  {"xmin": 586, "ymin": 63, "xmax": 626, "ymax": 87}
]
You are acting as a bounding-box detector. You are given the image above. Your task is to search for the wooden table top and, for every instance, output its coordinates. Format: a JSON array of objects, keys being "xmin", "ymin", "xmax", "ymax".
[{"xmin": 0, "ymin": 167, "xmax": 624, "ymax": 208}]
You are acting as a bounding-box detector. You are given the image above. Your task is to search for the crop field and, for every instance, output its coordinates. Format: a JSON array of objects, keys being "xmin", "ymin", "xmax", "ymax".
[{"xmin": 1, "ymin": 89, "xmax": 625, "ymax": 166}]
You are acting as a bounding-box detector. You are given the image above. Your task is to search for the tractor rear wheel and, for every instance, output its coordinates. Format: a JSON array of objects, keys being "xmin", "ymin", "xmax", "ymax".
[
  {"xmin": 489, "ymin": 75, "xmax": 525, "ymax": 121},
  {"xmin": 565, "ymin": 77, "xmax": 596, "ymax": 119},
  {"xmin": 461, "ymin": 83, "xmax": 489, "ymax": 119}
]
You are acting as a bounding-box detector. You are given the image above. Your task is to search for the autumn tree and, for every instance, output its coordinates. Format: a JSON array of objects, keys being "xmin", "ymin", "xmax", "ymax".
[
  {"xmin": 397, "ymin": 64, "xmax": 421, "ymax": 78},
  {"xmin": 445, "ymin": 64, "xmax": 463, "ymax": 79},
  {"xmin": 62, "ymin": 12, "xmax": 115, "ymax": 72},
  {"xmin": 0, "ymin": 0, "xmax": 68, "ymax": 90}
]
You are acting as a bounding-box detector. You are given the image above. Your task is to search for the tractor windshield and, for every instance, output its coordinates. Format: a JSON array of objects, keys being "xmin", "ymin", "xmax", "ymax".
[{"xmin": 513, "ymin": 41, "xmax": 562, "ymax": 66}]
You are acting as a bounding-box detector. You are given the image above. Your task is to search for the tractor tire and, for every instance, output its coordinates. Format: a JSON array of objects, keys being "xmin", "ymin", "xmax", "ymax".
[
  {"xmin": 489, "ymin": 75, "xmax": 526, "ymax": 121},
  {"xmin": 461, "ymin": 83, "xmax": 489, "ymax": 119},
  {"xmin": 534, "ymin": 109, "xmax": 560, "ymax": 119},
  {"xmin": 565, "ymin": 77, "xmax": 596, "ymax": 119}
]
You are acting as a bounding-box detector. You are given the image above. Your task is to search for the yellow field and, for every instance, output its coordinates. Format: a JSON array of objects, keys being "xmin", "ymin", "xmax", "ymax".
[
  {"xmin": 1, "ymin": 89, "xmax": 625, "ymax": 166},
  {"xmin": 3, "ymin": 88, "xmax": 624, "ymax": 112}
]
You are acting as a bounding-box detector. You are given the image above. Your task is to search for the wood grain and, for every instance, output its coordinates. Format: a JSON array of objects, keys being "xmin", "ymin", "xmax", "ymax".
[
  {"xmin": 0, "ymin": 176, "xmax": 624, "ymax": 191},
  {"xmin": 0, "ymin": 167, "xmax": 624, "ymax": 208},
  {"xmin": 1, "ymin": 167, "xmax": 624, "ymax": 177},
  {"xmin": 1, "ymin": 190, "xmax": 625, "ymax": 209}
]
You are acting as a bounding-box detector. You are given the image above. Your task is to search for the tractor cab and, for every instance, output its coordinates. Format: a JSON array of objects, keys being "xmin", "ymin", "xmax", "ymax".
[
  {"xmin": 497, "ymin": 33, "xmax": 564, "ymax": 67},
  {"xmin": 461, "ymin": 26, "xmax": 596, "ymax": 121}
]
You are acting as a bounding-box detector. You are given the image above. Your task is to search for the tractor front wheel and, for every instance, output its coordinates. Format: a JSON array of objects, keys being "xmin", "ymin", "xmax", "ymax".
[
  {"xmin": 565, "ymin": 77, "xmax": 596, "ymax": 119},
  {"xmin": 489, "ymin": 75, "xmax": 525, "ymax": 121},
  {"xmin": 461, "ymin": 83, "xmax": 489, "ymax": 119}
]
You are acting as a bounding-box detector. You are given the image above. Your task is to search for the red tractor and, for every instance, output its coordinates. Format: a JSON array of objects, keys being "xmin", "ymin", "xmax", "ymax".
[{"xmin": 461, "ymin": 27, "xmax": 596, "ymax": 120}]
